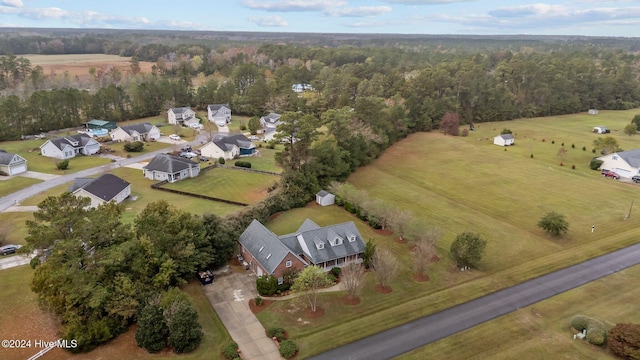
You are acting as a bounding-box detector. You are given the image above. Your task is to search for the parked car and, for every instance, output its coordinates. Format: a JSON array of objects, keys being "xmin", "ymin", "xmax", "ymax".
[
  {"xmin": 0, "ymin": 244, "xmax": 22, "ymax": 255},
  {"xmin": 181, "ymin": 145, "xmax": 192, "ymax": 152},
  {"xmin": 601, "ymin": 169, "xmax": 620, "ymax": 179},
  {"xmin": 190, "ymin": 123, "xmax": 204, "ymax": 130},
  {"xmin": 180, "ymin": 152, "xmax": 197, "ymax": 159},
  {"xmin": 248, "ymin": 135, "xmax": 259, "ymax": 141},
  {"xmin": 169, "ymin": 134, "xmax": 181, "ymax": 141},
  {"xmin": 632, "ymin": 175, "xmax": 640, "ymax": 183},
  {"xmin": 199, "ymin": 155, "xmax": 209, "ymax": 162}
]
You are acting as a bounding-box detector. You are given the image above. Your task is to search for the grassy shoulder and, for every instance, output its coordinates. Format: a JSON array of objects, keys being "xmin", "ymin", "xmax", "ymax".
[{"xmin": 0, "ymin": 176, "xmax": 42, "ymax": 198}]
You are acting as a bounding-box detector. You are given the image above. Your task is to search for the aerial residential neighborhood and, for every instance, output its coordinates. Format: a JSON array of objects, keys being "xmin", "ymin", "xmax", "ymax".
[{"xmin": 1, "ymin": 22, "xmax": 640, "ymax": 360}]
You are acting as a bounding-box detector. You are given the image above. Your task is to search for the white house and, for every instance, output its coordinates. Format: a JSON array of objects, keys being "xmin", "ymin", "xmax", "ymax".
[
  {"xmin": 40, "ymin": 134, "xmax": 100, "ymax": 160},
  {"xmin": 143, "ymin": 154, "xmax": 200, "ymax": 183},
  {"xmin": 597, "ymin": 149, "xmax": 640, "ymax": 179},
  {"xmin": 110, "ymin": 123, "xmax": 161, "ymax": 142},
  {"xmin": 168, "ymin": 107, "xmax": 198, "ymax": 127},
  {"xmin": 69, "ymin": 173, "xmax": 131, "ymax": 208},
  {"xmin": 200, "ymin": 134, "xmax": 256, "ymax": 160},
  {"xmin": 207, "ymin": 104, "xmax": 231, "ymax": 126},
  {"xmin": 315, "ymin": 190, "xmax": 335, "ymax": 206},
  {"xmin": 493, "ymin": 134, "xmax": 515, "ymax": 146},
  {"xmin": 0, "ymin": 150, "xmax": 27, "ymax": 175},
  {"xmin": 260, "ymin": 112, "xmax": 282, "ymax": 141}
]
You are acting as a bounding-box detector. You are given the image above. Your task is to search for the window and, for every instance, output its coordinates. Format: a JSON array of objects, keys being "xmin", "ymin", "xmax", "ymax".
[
  {"xmin": 277, "ymin": 277, "xmax": 284, "ymax": 285},
  {"xmin": 612, "ymin": 155, "xmax": 618, "ymax": 160},
  {"xmin": 316, "ymin": 242, "xmax": 324, "ymax": 250},
  {"xmin": 348, "ymin": 234, "xmax": 357, "ymax": 242},
  {"xmin": 259, "ymin": 246, "xmax": 264, "ymax": 252},
  {"xmin": 286, "ymin": 260, "xmax": 292, "ymax": 268}
]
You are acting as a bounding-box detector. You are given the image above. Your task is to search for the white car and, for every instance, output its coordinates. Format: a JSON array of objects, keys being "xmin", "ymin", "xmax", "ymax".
[
  {"xmin": 248, "ymin": 135, "xmax": 259, "ymax": 141},
  {"xmin": 169, "ymin": 134, "xmax": 181, "ymax": 141},
  {"xmin": 190, "ymin": 123, "xmax": 204, "ymax": 130}
]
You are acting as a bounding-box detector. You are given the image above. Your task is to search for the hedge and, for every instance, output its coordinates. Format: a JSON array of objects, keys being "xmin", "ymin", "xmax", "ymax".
[{"xmin": 571, "ymin": 315, "xmax": 608, "ymax": 346}]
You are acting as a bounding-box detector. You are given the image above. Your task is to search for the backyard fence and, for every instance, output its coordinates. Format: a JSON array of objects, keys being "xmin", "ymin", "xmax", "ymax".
[{"xmin": 151, "ymin": 180, "xmax": 249, "ymax": 207}]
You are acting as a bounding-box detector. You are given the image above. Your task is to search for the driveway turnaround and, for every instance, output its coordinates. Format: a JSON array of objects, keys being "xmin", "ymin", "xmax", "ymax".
[
  {"xmin": 309, "ymin": 242, "xmax": 640, "ymax": 360},
  {"xmin": 203, "ymin": 272, "xmax": 283, "ymax": 360}
]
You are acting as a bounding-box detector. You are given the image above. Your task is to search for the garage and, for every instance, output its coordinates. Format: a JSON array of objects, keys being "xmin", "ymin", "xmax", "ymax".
[
  {"xmin": 614, "ymin": 168, "xmax": 632, "ymax": 179},
  {"xmin": 0, "ymin": 151, "xmax": 27, "ymax": 176}
]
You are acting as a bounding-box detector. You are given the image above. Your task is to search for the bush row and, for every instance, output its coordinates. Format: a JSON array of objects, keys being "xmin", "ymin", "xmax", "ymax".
[{"xmin": 571, "ymin": 315, "xmax": 609, "ymax": 346}]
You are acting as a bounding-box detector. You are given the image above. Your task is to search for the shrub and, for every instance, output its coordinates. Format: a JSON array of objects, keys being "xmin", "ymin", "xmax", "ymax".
[
  {"xmin": 219, "ymin": 157, "xmax": 225, "ymax": 165},
  {"xmin": 330, "ymin": 267, "xmax": 342, "ymax": 278},
  {"xmin": 572, "ymin": 164, "xmax": 576, "ymax": 169},
  {"xmin": 560, "ymin": 162, "xmax": 563, "ymax": 166},
  {"xmin": 551, "ymin": 140, "xmax": 555, "ymax": 144},
  {"xmin": 356, "ymin": 207, "xmax": 368, "ymax": 221},
  {"xmin": 542, "ymin": 139, "xmax": 545, "ymax": 142},
  {"xmin": 254, "ymin": 296, "xmax": 263, "ymax": 306},
  {"xmin": 267, "ymin": 327, "xmax": 286, "ymax": 342},
  {"xmin": 571, "ymin": 143, "xmax": 575, "ymax": 148},
  {"xmin": 30, "ymin": 257, "xmax": 40, "ymax": 269},
  {"xmin": 461, "ymin": 128, "xmax": 469, "ymax": 137},
  {"xmin": 582, "ymin": 146, "xmax": 586, "ymax": 151},
  {"xmin": 222, "ymin": 341, "xmax": 240, "ymax": 360},
  {"xmin": 326, "ymin": 273, "xmax": 336, "ymax": 283},
  {"xmin": 571, "ymin": 315, "xmax": 608, "ymax": 346},
  {"xmin": 279, "ymin": 340, "xmax": 298, "ymax": 359},
  {"xmin": 256, "ymin": 275, "xmax": 277, "ymax": 296},
  {"xmin": 56, "ymin": 159, "xmax": 69, "ymax": 170},
  {"xmin": 235, "ymin": 161, "xmax": 252, "ymax": 169},
  {"xmin": 501, "ymin": 128, "xmax": 512, "ymax": 135},
  {"xmin": 124, "ymin": 141, "xmax": 144, "ymax": 152},
  {"xmin": 530, "ymin": 154, "xmax": 534, "ymax": 158},
  {"xmin": 344, "ymin": 201, "xmax": 356, "ymax": 214},
  {"xmin": 592, "ymin": 148, "xmax": 596, "ymax": 153},
  {"xmin": 561, "ymin": 142, "xmax": 564, "ymax": 146},
  {"xmin": 239, "ymin": 125, "xmax": 247, "ymax": 131},
  {"xmin": 589, "ymin": 158, "xmax": 604, "ymax": 170},
  {"xmin": 608, "ymin": 323, "xmax": 640, "ymax": 359},
  {"xmin": 335, "ymin": 195, "xmax": 344, "ymax": 206}
]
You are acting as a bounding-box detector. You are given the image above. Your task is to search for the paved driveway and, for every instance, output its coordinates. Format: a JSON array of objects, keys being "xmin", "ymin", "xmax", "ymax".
[{"xmin": 203, "ymin": 272, "xmax": 283, "ymax": 360}]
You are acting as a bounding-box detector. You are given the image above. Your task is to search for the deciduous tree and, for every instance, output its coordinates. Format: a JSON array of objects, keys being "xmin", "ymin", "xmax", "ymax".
[
  {"xmin": 450, "ymin": 232, "xmax": 487, "ymax": 268},
  {"xmin": 593, "ymin": 136, "xmax": 621, "ymax": 155},
  {"xmin": 608, "ymin": 323, "xmax": 640, "ymax": 359},
  {"xmin": 291, "ymin": 265, "xmax": 331, "ymax": 312},
  {"xmin": 371, "ymin": 247, "xmax": 399, "ymax": 290},
  {"xmin": 537, "ymin": 211, "xmax": 569, "ymax": 237},
  {"xmin": 340, "ymin": 263, "xmax": 366, "ymax": 301}
]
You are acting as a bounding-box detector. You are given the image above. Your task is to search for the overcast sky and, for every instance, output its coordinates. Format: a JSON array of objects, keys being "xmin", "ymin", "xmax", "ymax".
[{"xmin": 1, "ymin": 0, "xmax": 639, "ymax": 37}]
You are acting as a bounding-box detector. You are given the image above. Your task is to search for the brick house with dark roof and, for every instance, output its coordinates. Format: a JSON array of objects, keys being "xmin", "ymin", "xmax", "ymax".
[{"xmin": 238, "ymin": 218, "xmax": 365, "ymax": 283}]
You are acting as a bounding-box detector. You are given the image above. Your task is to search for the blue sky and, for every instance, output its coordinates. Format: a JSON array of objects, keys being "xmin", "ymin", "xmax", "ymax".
[{"xmin": 1, "ymin": 0, "xmax": 639, "ymax": 37}]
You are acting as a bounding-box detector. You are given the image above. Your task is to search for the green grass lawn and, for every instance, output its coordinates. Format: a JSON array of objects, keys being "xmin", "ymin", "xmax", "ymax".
[
  {"xmin": 255, "ymin": 108, "xmax": 640, "ymax": 358},
  {"xmin": 104, "ymin": 140, "xmax": 172, "ymax": 158},
  {"xmin": 0, "ymin": 139, "xmax": 113, "ymax": 174},
  {"xmin": 163, "ymin": 167, "xmax": 280, "ymax": 205},
  {"xmin": 0, "ymin": 212, "xmax": 35, "ymax": 245},
  {"xmin": 226, "ymin": 147, "xmax": 283, "ymax": 173},
  {"xmin": 0, "ymin": 176, "xmax": 42, "ymax": 197}
]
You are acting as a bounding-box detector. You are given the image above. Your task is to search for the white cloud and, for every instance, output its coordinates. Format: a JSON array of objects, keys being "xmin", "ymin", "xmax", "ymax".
[
  {"xmin": 327, "ymin": 6, "xmax": 392, "ymax": 17},
  {"xmin": 248, "ymin": 15, "xmax": 289, "ymax": 27},
  {"xmin": 20, "ymin": 7, "xmax": 70, "ymax": 19},
  {"xmin": 243, "ymin": 0, "xmax": 345, "ymax": 12},
  {"xmin": 383, "ymin": 0, "xmax": 474, "ymax": 4},
  {"xmin": 1, "ymin": 0, "xmax": 23, "ymax": 8}
]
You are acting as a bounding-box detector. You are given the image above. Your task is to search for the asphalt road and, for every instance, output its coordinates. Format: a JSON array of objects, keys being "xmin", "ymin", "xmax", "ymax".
[
  {"xmin": 309, "ymin": 242, "xmax": 640, "ymax": 360},
  {"xmin": 0, "ymin": 135, "xmax": 208, "ymax": 213}
]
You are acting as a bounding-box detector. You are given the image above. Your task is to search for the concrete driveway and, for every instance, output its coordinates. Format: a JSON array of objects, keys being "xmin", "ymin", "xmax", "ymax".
[{"xmin": 203, "ymin": 271, "xmax": 282, "ymax": 360}]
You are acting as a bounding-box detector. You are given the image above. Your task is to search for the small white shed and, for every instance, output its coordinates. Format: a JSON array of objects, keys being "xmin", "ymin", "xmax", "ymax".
[
  {"xmin": 315, "ymin": 190, "xmax": 335, "ymax": 206},
  {"xmin": 593, "ymin": 126, "xmax": 609, "ymax": 134},
  {"xmin": 493, "ymin": 134, "xmax": 514, "ymax": 146},
  {"xmin": 588, "ymin": 109, "xmax": 599, "ymax": 115}
]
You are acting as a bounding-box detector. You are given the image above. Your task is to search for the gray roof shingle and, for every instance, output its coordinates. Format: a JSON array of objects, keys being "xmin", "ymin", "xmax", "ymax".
[
  {"xmin": 119, "ymin": 122, "xmax": 155, "ymax": 136},
  {"xmin": 0, "ymin": 150, "xmax": 25, "ymax": 166},
  {"xmin": 616, "ymin": 149, "xmax": 640, "ymax": 169},
  {"xmin": 143, "ymin": 154, "xmax": 198, "ymax": 174},
  {"xmin": 69, "ymin": 174, "xmax": 130, "ymax": 202}
]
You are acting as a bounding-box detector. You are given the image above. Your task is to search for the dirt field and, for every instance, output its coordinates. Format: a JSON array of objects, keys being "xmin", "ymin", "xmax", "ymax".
[{"xmin": 23, "ymin": 54, "xmax": 155, "ymax": 78}]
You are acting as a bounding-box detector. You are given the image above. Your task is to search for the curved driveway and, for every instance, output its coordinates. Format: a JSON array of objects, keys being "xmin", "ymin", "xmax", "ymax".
[{"xmin": 309, "ymin": 242, "xmax": 640, "ymax": 360}]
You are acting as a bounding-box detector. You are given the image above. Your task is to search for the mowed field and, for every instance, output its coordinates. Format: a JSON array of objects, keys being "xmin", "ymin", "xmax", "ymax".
[
  {"xmin": 23, "ymin": 54, "xmax": 155, "ymax": 78},
  {"xmin": 256, "ymin": 109, "xmax": 640, "ymax": 358}
]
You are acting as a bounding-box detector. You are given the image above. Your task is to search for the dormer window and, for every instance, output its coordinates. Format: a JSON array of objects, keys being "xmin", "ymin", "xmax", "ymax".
[
  {"xmin": 330, "ymin": 236, "xmax": 342, "ymax": 246},
  {"xmin": 316, "ymin": 242, "xmax": 324, "ymax": 250},
  {"xmin": 348, "ymin": 234, "xmax": 357, "ymax": 242}
]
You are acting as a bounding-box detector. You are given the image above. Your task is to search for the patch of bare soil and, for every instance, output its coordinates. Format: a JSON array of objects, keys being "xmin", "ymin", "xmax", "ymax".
[
  {"xmin": 268, "ymin": 212, "xmax": 281, "ymax": 221},
  {"xmin": 342, "ymin": 295, "xmax": 361, "ymax": 306},
  {"xmin": 303, "ymin": 306, "xmax": 325, "ymax": 319},
  {"xmin": 395, "ymin": 236, "xmax": 408, "ymax": 244},
  {"xmin": 375, "ymin": 284, "xmax": 393, "ymax": 294},
  {"xmin": 413, "ymin": 273, "xmax": 430, "ymax": 282},
  {"xmin": 430, "ymin": 255, "xmax": 440, "ymax": 263},
  {"xmin": 249, "ymin": 298, "xmax": 275, "ymax": 314},
  {"xmin": 0, "ymin": 304, "xmax": 60, "ymax": 360}
]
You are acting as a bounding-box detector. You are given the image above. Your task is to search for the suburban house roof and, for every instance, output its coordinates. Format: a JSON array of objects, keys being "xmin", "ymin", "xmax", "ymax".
[
  {"xmin": 497, "ymin": 134, "xmax": 514, "ymax": 140},
  {"xmin": 613, "ymin": 149, "xmax": 640, "ymax": 168},
  {"xmin": 316, "ymin": 190, "xmax": 330, "ymax": 198},
  {"xmin": 239, "ymin": 218, "xmax": 365, "ymax": 275},
  {"xmin": 169, "ymin": 107, "xmax": 191, "ymax": 114},
  {"xmin": 87, "ymin": 119, "xmax": 111, "ymax": 126},
  {"xmin": 118, "ymin": 122, "xmax": 156, "ymax": 136},
  {"xmin": 144, "ymin": 154, "xmax": 198, "ymax": 174},
  {"xmin": 212, "ymin": 134, "xmax": 255, "ymax": 151},
  {"xmin": 207, "ymin": 104, "xmax": 230, "ymax": 111},
  {"xmin": 262, "ymin": 113, "xmax": 281, "ymax": 124},
  {"xmin": 44, "ymin": 134, "xmax": 95, "ymax": 151},
  {"xmin": 0, "ymin": 150, "xmax": 25, "ymax": 165},
  {"xmin": 69, "ymin": 173, "xmax": 130, "ymax": 202},
  {"xmin": 239, "ymin": 220, "xmax": 303, "ymax": 274}
]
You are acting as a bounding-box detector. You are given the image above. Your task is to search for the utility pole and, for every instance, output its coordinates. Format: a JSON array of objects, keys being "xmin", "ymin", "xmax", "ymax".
[{"xmin": 627, "ymin": 200, "xmax": 634, "ymax": 220}]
